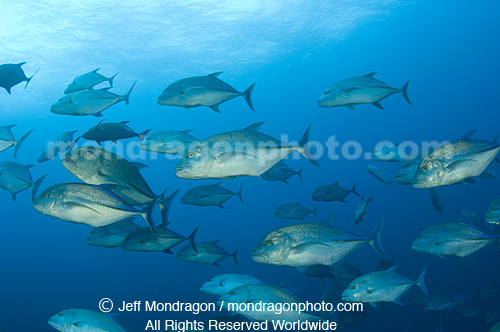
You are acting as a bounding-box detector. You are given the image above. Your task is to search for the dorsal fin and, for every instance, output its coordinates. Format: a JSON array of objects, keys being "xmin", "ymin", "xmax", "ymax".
[
  {"xmin": 386, "ymin": 265, "xmax": 398, "ymax": 273},
  {"xmin": 120, "ymin": 121, "xmax": 130, "ymax": 125},
  {"xmin": 181, "ymin": 129, "xmax": 194, "ymax": 134},
  {"xmin": 364, "ymin": 72, "xmax": 377, "ymax": 78},
  {"xmin": 95, "ymin": 120, "xmax": 105, "ymax": 129},
  {"xmin": 462, "ymin": 129, "xmax": 476, "ymax": 139},
  {"xmin": 16, "ymin": 62, "xmax": 27, "ymax": 67},
  {"xmin": 208, "ymin": 72, "xmax": 223, "ymax": 78},
  {"xmin": 243, "ymin": 122, "xmax": 265, "ymax": 132},
  {"xmin": 91, "ymin": 68, "xmax": 101, "ymax": 73},
  {"xmin": 99, "ymin": 87, "xmax": 112, "ymax": 91}
]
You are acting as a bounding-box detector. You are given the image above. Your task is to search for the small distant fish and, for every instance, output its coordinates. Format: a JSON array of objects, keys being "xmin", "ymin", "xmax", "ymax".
[
  {"xmin": 176, "ymin": 241, "xmax": 238, "ymax": 266},
  {"xmin": 0, "ymin": 62, "xmax": 38, "ymax": 94},
  {"xmin": 395, "ymin": 159, "xmax": 419, "ymax": 185},
  {"xmin": 372, "ymin": 144, "xmax": 418, "ymax": 162},
  {"xmin": 260, "ymin": 162, "xmax": 302, "ymax": 184},
  {"xmin": 0, "ymin": 125, "xmax": 33, "ymax": 158},
  {"xmin": 33, "ymin": 183, "xmax": 156, "ymax": 230},
  {"xmin": 158, "ymin": 189, "xmax": 180, "ymax": 225},
  {"xmin": 51, "ymin": 81, "xmax": 136, "ymax": 117},
  {"xmin": 175, "ymin": 122, "xmax": 318, "ymax": 179},
  {"xmin": 341, "ymin": 266, "xmax": 428, "ymax": 306},
  {"xmin": 430, "ymin": 189, "xmax": 444, "ymax": 216},
  {"xmin": 312, "ymin": 182, "xmax": 359, "ymax": 202},
  {"xmin": 424, "ymin": 293, "xmax": 465, "ymax": 312},
  {"xmin": 486, "ymin": 199, "xmax": 500, "ymax": 225},
  {"xmin": 200, "ymin": 273, "xmax": 264, "ymax": 296},
  {"xmin": 38, "ymin": 130, "xmax": 79, "ymax": 163},
  {"xmin": 274, "ymin": 202, "xmax": 318, "ymax": 220},
  {"xmin": 82, "ymin": 120, "xmax": 150, "ymax": 145},
  {"xmin": 366, "ymin": 164, "xmax": 395, "ymax": 186},
  {"xmin": 412, "ymin": 222, "xmax": 500, "ymax": 257},
  {"xmin": 64, "ymin": 68, "xmax": 118, "ymax": 94},
  {"xmin": 140, "ymin": 130, "xmax": 198, "ymax": 155},
  {"xmin": 374, "ymin": 259, "xmax": 395, "ymax": 272},
  {"xmin": 317, "ymin": 72, "xmax": 411, "ymax": 110},
  {"xmin": 0, "ymin": 162, "xmax": 46, "ymax": 201},
  {"xmin": 354, "ymin": 194, "xmax": 374, "ymax": 225},
  {"xmin": 480, "ymin": 282, "xmax": 500, "ymax": 299},
  {"xmin": 86, "ymin": 218, "xmax": 141, "ymax": 248},
  {"xmin": 121, "ymin": 226, "xmax": 197, "ymax": 253},
  {"xmin": 252, "ymin": 221, "xmax": 384, "ymax": 268},
  {"xmin": 157, "ymin": 72, "xmax": 255, "ymax": 113},
  {"xmin": 48, "ymin": 308, "xmax": 127, "ymax": 332},
  {"xmin": 181, "ymin": 182, "xmax": 243, "ymax": 208}
]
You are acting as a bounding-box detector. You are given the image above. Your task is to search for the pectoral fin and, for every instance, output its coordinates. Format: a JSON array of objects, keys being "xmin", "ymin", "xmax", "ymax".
[
  {"xmin": 292, "ymin": 242, "xmax": 332, "ymax": 254},
  {"xmin": 65, "ymin": 202, "xmax": 102, "ymax": 215},
  {"xmin": 214, "ymin": 151, "xmax": 258, "ymax": 163}
]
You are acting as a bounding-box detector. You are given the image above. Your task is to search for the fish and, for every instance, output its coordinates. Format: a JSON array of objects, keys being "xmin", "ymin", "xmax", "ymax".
[
  {"xmin": 64, "ymin": 68, "xmax": 118, "ymax": 94},
  {"xmin": 297, "ymin": 265, "xmax": 335, "ymax": 280},
  {"xmin": 260, "ymin": 162, "xmax": 302, "ymax": 184},
  {"xmin": 38, "ymin": 130, "xmax": 79, "ymax": 163},
  {"xmin": 158, "ymin": 189, "xmax": 180, "ymax": 225},
  {"xmin": 486, "ymin": 198, "xmax": 500, "ymax": 225},
  {"xmin": 181, "ymin": 182, "xmax": 243, "ymax": 208},
  {"xmin": 200, "ymin": 273, "xmax": 264, "ymax": 296},
  {"xmin": 0, "ymin": 162, "xmax": 46, "ymax": 201},
  {"xmin": 0, "ymin": 62, "xmax": 38, "ymax": 94},
  {"xmin": 82, "ymin": 120, "xmax": 150, "ymax": 145},
  {"xmin": 252, "ymin": 220, "xmax": 384, "ymax": 267},
  {"xmin": 373, "ymin": 259, "xmax": 395, "ymax": 272},
  {"xmin": 354, "ymin": 194, "xmax": 374, "ymax": 225},
  {"xmin": 329, "ymin": 262, "xmax": 364, "ymax": 282},
  {"xmin": 157, "ymin": 72, "xmax": 255, "ymax": 113},
  {"xmin": 120, "ymin": 225, "xmax": 197, "ymax": 253},
  {"xmin": 412, "ymin": 222, "xmax": 500, "ymax": 257},
  {"xmin": 413, "ymin": 137, "xmax": 500, "ymax": 188},
  {"xmin": 423, "ymin": 293, "xmax": 465, "ymax": 311},
  {"xmin": 50, "ymin": 81, "xmax": 136, "ymax": 117},
  {"xmin": 0, "ymin": 125, "xmax": 33, "ymax": 158},
  {"xmin": 32, "ymin": 183, "xmax": 156, "ymax": 229},
  {"xmin": 218, "ymin": 284, "xmax": 322, "ymax": 322},
  {"xmin": 140, "ymin": 130, "xmax": 198, "ymax": 155},
  {"xmin": 62, "ymin": 146, "xmax": 155, "ymax": 206},
  {"xmin": 48, "ymin": 308, "xmax": 127, "ymax": 332},
  {"xmin": 430, "ymin": 189, "xmax": 444, "ymax": 216},
  {"xmin": 317, "ymin": 72, "xmax": 411, "ymax": 109},
  {"xmin": 85, "ymin": 218, "xmax": 141, "ymax": 248},
  {"xmin": 273, "ymin": 202, "xmax": 318, "ymax": 220},
  {"xmin": 371, "ymin": 143, "xmax": 418, "ymax": 162},
  {"xmin": 341, "ymin": 266, "xmax": 428, "ymax": 306},
  {"xmin": 176, "ymin": 241, "xmax": 237, "ymax": 266},
  {"xmin": 176, "ymin": 122, "xmax": 318, "ymax": 179},
  {"xmin": 395, "ymin": 159, "xmax": 419, "ymax": 185},
  {"xmin": 312, "ymin": 182, "xmax": 359, "ymax": 202},
  {"xmin": 366, "ymin": 164, "xmax": 395, "ymax": 186}
]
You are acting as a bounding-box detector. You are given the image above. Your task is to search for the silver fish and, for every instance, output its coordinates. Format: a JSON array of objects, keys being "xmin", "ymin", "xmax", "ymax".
[
  {"xmin": 260, "ymin": 162, "xmax": 302, "ymax": 184},
  {"xmin": 51, "ymin": 81, "xmax": 136, "ymax": 117},
  {"xmin": 157, "ymin": 72, "xmax": 255, "ymax": 113},
  {"xmin": 366, "ymin": 164, "xmax": 395, "ymax": 186},
  {"xmin": 176, "ymin": 241, "xmax": 237, "ymax": 266},
  {"xmin": 273, "ymin": 202, "xmax": 318, "ymax": 220},
  {"xmin": 48, "ymin": 308, "xmax": 127, "ymax": 332},
  {"xmin": 181, "ymin": 182, "xmax": 243, "ymax": 208},
  {"xmin": 354, "ymin": 195, "xmax": 374, "ymax": 225},
  {"xmin": 0, "ymin": 62, "xmax": 38, "ymax": 94},
  {"xmin": 83, "ymin": 120, "xmax": 150, "ymax": 145},
  {"xmin": 121, "ymin": 225, "xmax": 197, "ymax": 253},
  {"xmin": 395, "ymin": 159, "xmax": 419, "ymax": 185},
  {"xmin": 64, "ymin": 68, "xmax": 118, "ymax": 94},
  {"xmin": 317, "ymin": 72, "xmax": 411, "ymax": 109},
  {"xmin": 85, "ymin": 218, "xmax": 141, "ymax": 248},
  {"xmin": 0, "ymin": 125, "xmax": 33, "ymax": 158},
  {"xmin": 140, "ymin": 130, "xmax": 198, "ymax": 155},
  {"xmin": 312, "ymin": 182, "xmax": 359, "ymax": 202},
  {"xmin": 176, "ymin": 122, "xmax": 318, "ymax": 179},
  {"xmin": 200, "ymin": 273, "xmax": 264, "ymax": 296}
]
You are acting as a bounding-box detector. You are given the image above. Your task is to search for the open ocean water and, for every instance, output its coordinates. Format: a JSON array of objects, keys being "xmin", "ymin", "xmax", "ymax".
[{"xmin": 1, "ymin": 1, "xmax": 500, "ymax": 331}]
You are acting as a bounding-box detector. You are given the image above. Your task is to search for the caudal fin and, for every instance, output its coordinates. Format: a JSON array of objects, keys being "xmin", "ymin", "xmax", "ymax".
[
  {"xmin": 235, "ymin": 184, "xmax": 243, "ymax": 203},
  {"xmin": 108, "ymin": 72, "xmax": 119, "ymax": 87},
  {"xmin": 158, "ymin": 189, "xmax": 180, "ymax": 226},
  {"xmin": 416, "ymin": 266, "xmax": 429, "ymax": 296},
  {"xmin": 242, "ymin": 83, "xmax": 256, "ymax": 111},
  {"xmin": 369, "ymin": 219, "xmax": 385, "ymax": 256},
  {"xmin": 351, "ymin": 184, "xmax": 360, "ymax": 196},
  {"xmin": 31, "ymin": 174, "xmax": 48, "ymax": 202},
  {"xmin": 232, "ymin": 249, "xmax": 239, "ymax": 266},
  {"xmin": 187, "ymin": 228, "xmax": 198, "ymax": 252},
  {"xmin": 138, "ymin": 129, "xmax": 151, "ymax": 142},
  {"xmin": 141, "ymin": 196, "xmax": 158, "ymax": 232},
  {"xmin": 14, "ymin": 129, "xmax": 34, "ymax": 159},
  {"xmin": 24, "ymin": 67, "xmax": 39, "ymax": 90},
  {"xmin": 298, "ymin": 125, "xmax": 320, "ymax": 166},
  {"xmin": 400, "ymin": 80, "xmax": 412, "ymax": 105},
  {"xmin": 296, "ymin": 168, "xmax": 303, "ymax": 182},
  {"xmin": 312, "ymin": 207, "xmax": 319, "ymax": 219},
  {"xmin": 124, "ymin": 80, "xmax": 137, "ymax": 105}
]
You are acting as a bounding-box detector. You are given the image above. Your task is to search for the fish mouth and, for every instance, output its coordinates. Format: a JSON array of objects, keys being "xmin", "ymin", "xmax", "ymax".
[{"xmin": 62, "ymin": 155, "xmax": 77, "ymax": 169}]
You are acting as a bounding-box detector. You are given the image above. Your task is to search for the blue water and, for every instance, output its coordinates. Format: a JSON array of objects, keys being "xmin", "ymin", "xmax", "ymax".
[{"xmin": 1, "ymin": 1, "xmax": 500, "ymax": 331}]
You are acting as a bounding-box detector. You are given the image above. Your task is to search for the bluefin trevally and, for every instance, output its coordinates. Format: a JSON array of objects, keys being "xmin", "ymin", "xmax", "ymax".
[
  {"xmin": 0, "ymin": 62, "xmax": 38, "ymax": 94},
  {"xmin": 176, "ymin": 241, "xmax": 237, "ymax": 266},
  {"xmin": 120, "ymin": 225, "xmax": 197, "ymax": 253},
  {"xmin": 200, "ymin": 273, "xmax": 264, "ymax": 296},
  {"xmin": 64, "ymin": 68, "xmax": 118, "ymax": 94},
  {"xmin": 82, "ymin": 120, "xmax": 150, "ymax": 145},
  {"xmin": 312, "ymin": 182, "xmax": 359, "ymax": 202},
  {"xmin": 181, "ymin": 182, "xmax": 243, "ymax": 208},
  {"xmin": 38, "ymin": 130, "xmax": 79, "ymax": 163},
  {"xmin": 273, "ymin": 202, "xmax": 318, "ymax": 220},
  {"xmin": 48, "ymin": 308, "xmax": 127, "ymax": 332},
  {"xmin": 0, "ymin": 125, "xmax": 33, "ymax": 159},
  {"xmin": 260, "ymin": 162, "xmax": 302, "ymax": 184},
  {"xmin": 140, "ymin": 130, "xmax": 198, "ymax": 155}
]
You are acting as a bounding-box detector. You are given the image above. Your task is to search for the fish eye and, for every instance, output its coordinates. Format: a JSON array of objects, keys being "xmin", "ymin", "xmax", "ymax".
[
  {"xmin": 420, "ymin": 235, "xmax": 424, "ymax": 239},
  {"xmin": 79, "ymin": 151, "xmax": 85, "ymax": 157},
  {"xmin": 58, "ymin": 314, "xmax": 63, "ymax": 317},
  {"xmin": 188, "ymin": 153, "xmax": 194, "ymax": 158},
  {"xmin": 180, "ymin": 91, "xmax": 185, "ymax": 96},
  {"xmin": 266, "ymin": 241, "xmax": 272, "ymax": 246},
  {"xmin": 44, "ymin": 193, "xmax": 49, "ymax": 198},
  {"xmin": 229, "ymin": 291, "xmax": 236, "ymax": 295},
  {"xmin": 350, "ymin": 286, "xmax": 356, "ymax": 290},
  {"xmin": 421, "ymin": 166, "xmax": 427, "ymax": 172}
]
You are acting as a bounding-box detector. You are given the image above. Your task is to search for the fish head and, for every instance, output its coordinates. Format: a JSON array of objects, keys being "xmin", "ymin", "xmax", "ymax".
[
  {"xmin": 317, "ymin": 87, "xmax": 343, "ymax": 107},
  {"xmin": 341, "ymin": 279, "xmax": 366, "ymax": 302},
  {"xmin": 372, "ymin": 145, "xmax": 397, "ymax": 161},
  {"xmin": 411, "ymin": 229, "xmax": 437, "ymax": 254},
  {"xmin": 62, "ymin": 146, "xmax": 101, "ymax": 179},
  {"xmin": 63, "ymin": 82, "xmax": 77, "ymax": 94},
  {"xmin": 48, "ymin": 309, "xmax": 75, "ymax": 331},
  {"xmin": 395, "ymin": 160, "xmax": 419, "ymax": 184},
  {"xmin": 175, "ymin": 144, "xmax": 212, "ymax": 179},
  {"xmin": 157, "ymin": 87, "xmax": 185, "ymax": 106},
  {"xmin": 252, "ymin": 232, "xmax": 292, "ymax": 265},
  {"xmin": 413, "ymin": 158, "xmax": 444, "ymax": 188},
  {"xmin": 50, "ymin": 95, "xmax": 73, "ymax": 115},
  {"xmin": 218, "ymin": 285, "xmax": 252, "ymax": 307},
  {"xmin": 33, "ymin": 186, "xmax": 59, "ymax": 215},
  {"xmin": 200, "ymin": 275, "xmax": 226, "ymax": 295}
]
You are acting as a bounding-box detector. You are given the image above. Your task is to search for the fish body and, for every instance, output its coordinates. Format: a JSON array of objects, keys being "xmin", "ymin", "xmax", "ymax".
[
  {"xmin": 317, "ymin": 72, "xmax": 411, "ymax": 109},
  {"xmin": 312, "ymin": 182, "xmax": 359, "ymax": 202},
  {"xmin": 176, "ymin": 241, "xmax": 237, "ymax": 266},
  {"xmin": 395, "ymin": 159, "xmax": 419, "ymax": 185},
  {"xmin": 252, "ymin": 221, "xmax": 384, "ymax": 267},
  {"xmin": 341, "ymin": 266, "xmax": 428, "ymax": 305},
  {"xmin": 0, "ymin": 161, "xmax": 35, "ymax": 200},
  {"xmin": 430, "ymin": 189, "xmax": 444, "ymax": 216},
  {"xmin": 372, "ymin": 144, "xmax": 417, "ymax": 162},
  {"xmin": 273, "ymin": 202, "xmax": 318, "ymax": 220},
  {"xmin": 412, "ymin": 222, "xmax": 499, "ymax": 257},
  {"xmin": 260, "ymin": 162, "xmax": 302, "ymax": 184},
  {"xmin": 83, "ymin": 120, "xmax": 150, "ymax": 144},
  {"xmin": 38, "ymin": 130, "xmax": 79, "ymax": 163},
  {"xmin": 354, "ymin": 195, "xmax": 374, "ymax": 225},
  {"xmin": 366, "ymin": 164, "xmax": 394, "ymax": 186},
  {"xmin": 140, "ymin": 130, "xmax": 198, "ymax": 155},
  {"xmin": 48, "ymin": 308, "xmax": 127, "ymax": 332},
  {"xmin": 181, "ymin": 182, "xmax": 243, "ymax": 208},
  {"xmin": 486, "ymin": 198, "xmax": 500, "ymax": 225},
  {"xmin": 51, "ymin": 82, "xmax": 136, "ymax": 117},
  {"xmin": 200, "ymin": 273, "xmax": 264, "ymax": 296},
  {"xmin": 85, "ymin": 219, "xmax": 141, "ymax": 248},
  {"xmin": 0, "ymin": 125, "xmax": 33, "ymax": 158},
  {"xmin": 0, "ymin": 62, "xmax": 37, "ymax": 94},
  {"xmin": 413, "ymin": 138, "xmax": 500, "ymax": 188},
  {"xmin": 157, "ymin": 72, "xmax": 255, "ymax": 113},
  {"xmin": 64, "ymin": 68, "xmax": 118, "ymax": 94},
  {"xmin": 120, "ymin": 226, "xmax": 197, "ymax": 253},
  {"xmin": 175, "ymin": 122, "xmax": 318, "ymax": 179}
]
